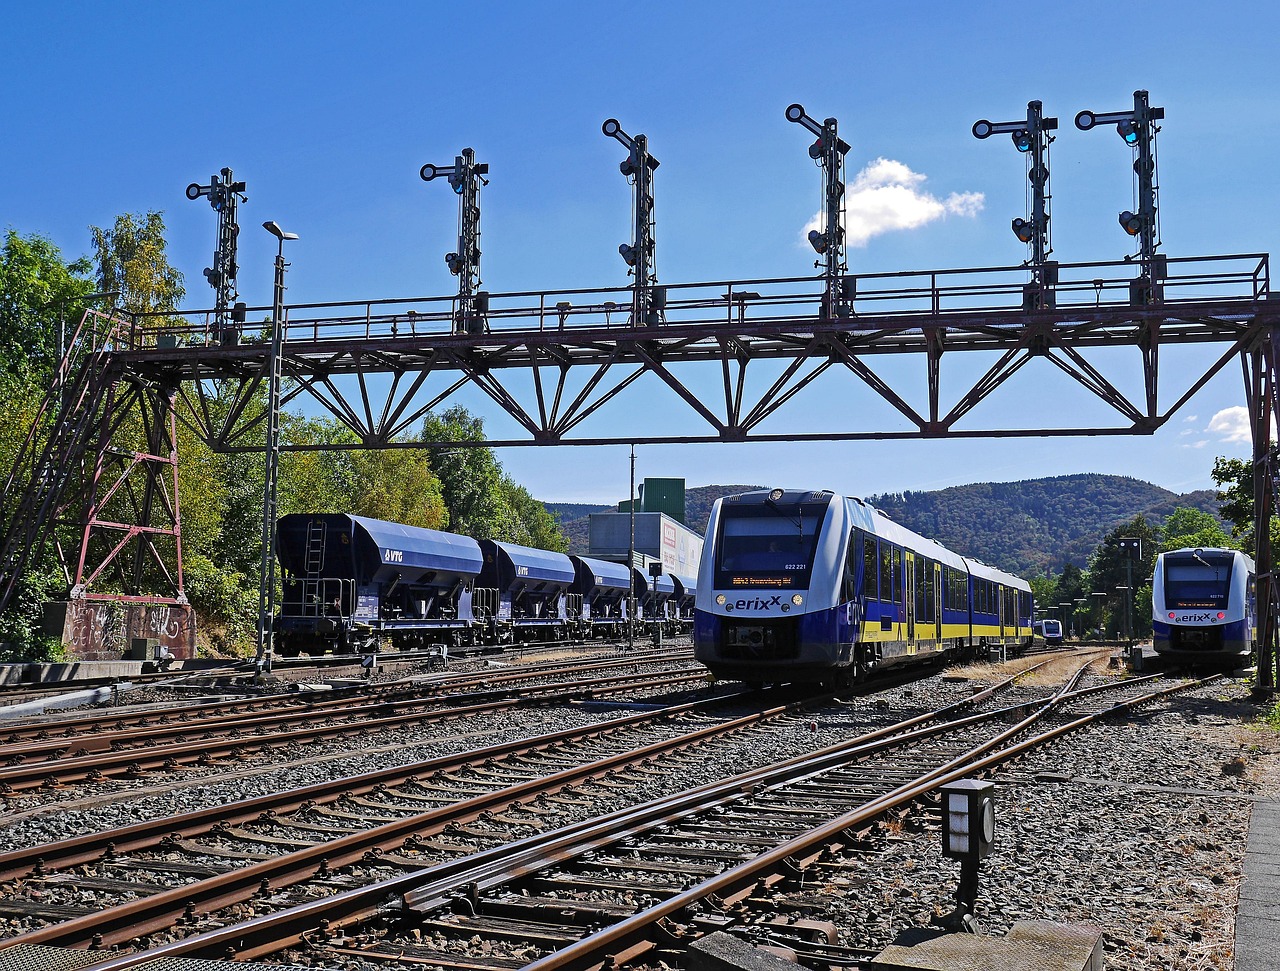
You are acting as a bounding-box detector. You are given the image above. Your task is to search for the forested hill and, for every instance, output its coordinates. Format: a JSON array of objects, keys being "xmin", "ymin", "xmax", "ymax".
[
  {"xmin": 867, "ymin": 474, "xmax": 1222, "ymax": 577},
  {"xmin": 546, "ymin": 475, "xmax": 1223, "ymax": 575}
]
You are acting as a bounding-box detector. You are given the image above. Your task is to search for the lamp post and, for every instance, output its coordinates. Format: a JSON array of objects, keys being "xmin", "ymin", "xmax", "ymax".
[
  {"xmin": 1116, "ymin": 586, "xmax": 1132, "ymax": 646},
  {"xmin": 256, "ymin": 221, "xmax": 298, "ymax": 676},
  {"xmin": 1091, "ymin": 591, "xmax": 1107, "ymax": 638},
  {"xmin": 628, "ymin": 444, "xmax": 636, "ymax": 653}
]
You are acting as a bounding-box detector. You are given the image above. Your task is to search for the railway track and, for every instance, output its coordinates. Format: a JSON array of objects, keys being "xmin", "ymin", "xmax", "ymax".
[
  {"xmin": 0, "ymin": 654, "xmax": 706, "ymax": 795},
  {"xmin": 0, "ymin": 656, "xmax": 1212, "ymax": 971}
]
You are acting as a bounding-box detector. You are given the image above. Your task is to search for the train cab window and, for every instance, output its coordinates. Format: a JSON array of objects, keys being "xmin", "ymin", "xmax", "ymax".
[
  {"xmin": 713, "ymin": 496, "xmax": 828, "ymax": 590},
  {"xmin": 891, "ymin": 547, "xmax": 903, "ymax": 604},
  {"xmin": 1161, "ymin": 550, "xmax": 1235, "ymax": 608},
  {"xmin": 862, "ymin": 532, "xmax": 879, "ymax": 601}
]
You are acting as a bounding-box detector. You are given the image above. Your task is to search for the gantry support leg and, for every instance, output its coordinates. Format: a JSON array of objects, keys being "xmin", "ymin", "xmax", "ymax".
[{"xmin": 1249, "ymin": 327, "xmax": 1279, "ymax": 693}]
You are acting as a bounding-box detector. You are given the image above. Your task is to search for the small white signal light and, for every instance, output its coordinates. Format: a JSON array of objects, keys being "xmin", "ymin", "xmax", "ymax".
[{"xmin": 792, "ymin": 594, "xmax": 804, "ymax": 606}]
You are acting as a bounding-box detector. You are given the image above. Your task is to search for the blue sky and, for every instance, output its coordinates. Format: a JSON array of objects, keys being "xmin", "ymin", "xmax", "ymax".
[{"xmin": 3, "ymin": 2, "xmax": 1275, "ymax": 504}]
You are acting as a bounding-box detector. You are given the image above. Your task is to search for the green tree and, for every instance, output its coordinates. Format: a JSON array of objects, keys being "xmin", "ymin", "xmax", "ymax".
[
  {"xmin": 0, "ymin": 233, "xmax": 93, "ymax": 659},
  {"xmin": 1088, "ymin": 515, "xmax": 1159, "ymax": 636},
  {"xmin": 420, "ymin": 407, "xmax": 506, "ymax": 537},
  {"xmin": 497, "ymin": 475, "xmax": 567, "ymax": 551},
  {"xmin": 1159, "ymin": 506, "xmax": 1236, "ymax": 553},
  {"xmin": 1212, "ymin": 454, "xmax": 1280, "ymax": 555},
  {"xmin": 0, "ymin": 231, "xmax": 93, "ymax": 382},
  {"xmin": 90, "ymin": 212, "xmax": 184, "ymax": 320},
  {"xmin": 418, "ymin": 407, "xmax": 566, "ymax": 548}
]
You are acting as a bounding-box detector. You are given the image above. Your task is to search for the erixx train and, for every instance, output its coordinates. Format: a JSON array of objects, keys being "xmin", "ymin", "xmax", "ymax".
[
  {"xmin": 274, "ymin": 513, "xmax": 695, "ymax": 655},
  {"xmin": 1152, "ymin": 546, "xmax": 1256, "ymax": 663},
  {"xmin": 693, "ymin": 489, "xmax": 1033, "ymax": 686}
]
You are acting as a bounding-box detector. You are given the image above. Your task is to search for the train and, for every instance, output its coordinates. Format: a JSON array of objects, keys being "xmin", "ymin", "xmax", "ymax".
[
  {"xmin": 1033, "ymin": 618, "xmax": 1064, "ymax": 646},
  {"xmin": 273, "ymin": 513, "xmax": 695, "ymax": 655},
  {"xmin": 1152, "ymin": 546, "xmax": 1256, "ymax": 663},
  {"xmin": 693, "ymin": 489, "xmax": 1033, "ymax": 687}
]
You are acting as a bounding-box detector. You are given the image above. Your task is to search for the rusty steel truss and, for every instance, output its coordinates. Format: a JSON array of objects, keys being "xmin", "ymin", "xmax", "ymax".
[{"xmin": 3, "ymin": 253, "xmax": 1278, "ymax": 680}]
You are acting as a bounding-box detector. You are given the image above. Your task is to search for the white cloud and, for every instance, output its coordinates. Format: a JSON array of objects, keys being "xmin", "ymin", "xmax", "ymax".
[
  {"xmin": 1180, "ymin": 440, "xmax": 1209, "ymax": 449},
  {"xmin": 1205, "ymin": 405, "xmax": 1276, "ymax": 445},
  {"xmin": 805, "ymin": 157, "xmax": 984, "ymax": 248},
  {"xmin": 1183, "ymin": 414, "xmax": 1199, "ymax": 423}
]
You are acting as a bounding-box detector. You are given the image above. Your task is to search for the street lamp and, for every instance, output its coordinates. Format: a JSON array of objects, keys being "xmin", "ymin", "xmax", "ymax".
[
  {"xmin": 1116, "ymin": 586, "xmax": 1132, "ymax": 646},
  {"xmin": 256, "ymin": 221, "xmax": 298, "ymax": 676}
]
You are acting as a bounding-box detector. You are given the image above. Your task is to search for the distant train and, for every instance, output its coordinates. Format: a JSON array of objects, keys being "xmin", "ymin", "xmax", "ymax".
[
  {"xmin": 693, "ymin": 489, "xmax": 1033, "ymax": 687},
  {"xmin": 1152, "ymin": 547, "xmax": 1255, "ymax": 663},
  {"xmin": 1033, "ymin": 619, "xmax": 1064, "ymax": 646},
  {"xmin": 274, "ymin": 513, "xmax": 695, "ymax": 655}
]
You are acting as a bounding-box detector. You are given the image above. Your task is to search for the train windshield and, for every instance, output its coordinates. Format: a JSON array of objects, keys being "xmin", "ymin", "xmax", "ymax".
[
  {"xmin": 1163, "ymin": 551, "xmax": 1234, "ymax": 608},
  {"xmin": 713, "ymin": 500, "xmax": 826, "ymax": 590}
]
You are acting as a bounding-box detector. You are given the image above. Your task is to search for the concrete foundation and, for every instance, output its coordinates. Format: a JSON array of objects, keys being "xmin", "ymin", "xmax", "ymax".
[{"xmin": 869, "ymin": 921, "xmax": 1103, "ymax": 971}]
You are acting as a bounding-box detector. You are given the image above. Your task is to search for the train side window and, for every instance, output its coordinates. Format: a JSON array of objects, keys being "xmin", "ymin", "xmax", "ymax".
[
  {"xmin": 881, "ymin": 544, "xmax": 892, "ymax": 603},
  {"xmin": 863, "ymin": 532, "xmax": 879, "ymax": 601},
  {"xmin": 892, "ymin": 547, "xmax": 903, "ymax": 604}
]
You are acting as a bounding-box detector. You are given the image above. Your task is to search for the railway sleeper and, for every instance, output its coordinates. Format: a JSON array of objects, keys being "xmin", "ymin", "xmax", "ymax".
[
  {"xmin": 104, "ymin": 858, "xmax": 231, "ymax": 879},
  {"xmin": 521, "ymin": 873, "xmax": 686, "ymax": 899},
  {"xmin": 319, "ymin": 942, "xmax": 529, "ymax": 969},
  {"xmin": 28, "ymin": 872, "xmax": 172, "ymax": 894},
  {"xmin": 625, "ymin": 843, "xmax": 755, "ymax": 862},
  {"xmin": 479, "ymin": 893, "xmax": 637, "ymax": 921},
  {"xmin": 418, "ymin": 913, "xmax": 581, "ymax": 947},
  {"xmin": 0, "ymin": 899, "xmax": 98, "ymax": 921},
  {"xmin": 167, "ymin": 838, "xmax": 277, "ymax": 862},
  {"xmin": 574, "ymin": 857, "xmax": 722, "ymax": 879}
]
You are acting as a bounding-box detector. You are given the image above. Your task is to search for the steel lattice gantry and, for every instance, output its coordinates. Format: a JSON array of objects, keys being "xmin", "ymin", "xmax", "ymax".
[{"xmin": 5, "ymin": 252, "xmax": 1279, "ymax": 680}]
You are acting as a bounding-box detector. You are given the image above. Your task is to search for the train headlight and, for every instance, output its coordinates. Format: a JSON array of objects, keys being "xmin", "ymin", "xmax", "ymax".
[
  {"xmin": 792, "ymin": 594, "xmax": 804, "ymax": 605},
  {"xmin": 715, "ymin": 594, "xmax": 727, "ymax": 606},
  {"xmin": 768, "ymin": 488, "xmax": 785, "ymax": 502}
]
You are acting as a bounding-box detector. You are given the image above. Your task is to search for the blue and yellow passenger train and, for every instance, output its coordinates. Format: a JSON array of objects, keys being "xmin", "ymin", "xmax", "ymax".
[{"xmin": 693, "ymin": 489, "xmax": 1033, "ymax": 686}]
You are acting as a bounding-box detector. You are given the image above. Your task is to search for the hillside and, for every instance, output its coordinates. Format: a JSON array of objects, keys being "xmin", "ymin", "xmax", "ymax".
[
  {"xmin": 867, "ymin": 474, "xmax": 1222, "ymax": 577},
  {"xmin": 545, "ymin": 475, "xmax": 1224, "ymax": 576}
]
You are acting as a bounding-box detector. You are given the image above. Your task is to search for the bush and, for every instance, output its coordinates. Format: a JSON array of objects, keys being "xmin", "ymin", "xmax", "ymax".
[
  {"xmin": 184, "ymin": 554, "xmax": 259, "ymax": 657},
  {"xmin": 0, "ymin": 563, "xmax": 68, "ymax": 662}
]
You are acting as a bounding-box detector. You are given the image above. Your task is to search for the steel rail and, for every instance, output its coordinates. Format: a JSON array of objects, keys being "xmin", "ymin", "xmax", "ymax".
[
  {"xmin": 0, "ymin": 691, "xmax": 821, "ymax": 954},
  {"xmin": 0, "ymin": 667, "xmax": 708, "ymax": 793},
  {"xmin": 0, "ymin": 684, "xmax": 754, "ymax": 883},
  {"xmin": 0, "ymin": 648, "xmax": 693, "ymax": 744},
  {"xmin": 517, "ymin": 672, "xmax": 1221, "ymax": 971},
  {"xmin": 40, "ymin": 664, "xmax": 1059, "ymax": 967}
]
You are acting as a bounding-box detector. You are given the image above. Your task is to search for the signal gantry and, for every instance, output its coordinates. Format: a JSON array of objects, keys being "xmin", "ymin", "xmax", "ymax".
[
  {"xmin": 186, "ymin": 168, "xmax": 247, "ymax": 343},
  {"xmin": 973, "ymin": 101, "xmax": 1058, "ymax": 310},
  {"xmin": 603, "ymin": 118, "xmax": 663, "ymax": 326},
  {"xmin": 786, "ymin": 103, "xmax": 851, "ymax": 320},
  {"xmin": 421, "ymin": 148, "xmax": 490, "ymax": 334}
]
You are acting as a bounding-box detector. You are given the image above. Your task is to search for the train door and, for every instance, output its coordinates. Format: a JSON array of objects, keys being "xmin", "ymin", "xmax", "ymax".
[
  {"xmin": 998, "ymin": 584, "xmax": 1006, "ymax": 638},
  {"xmin": 934, "ymin": 562, "xmax": 943, "ymax": 642},
  {"xmin": 905, "ymin": 552, "xmax": 916, "ymax": 652}
]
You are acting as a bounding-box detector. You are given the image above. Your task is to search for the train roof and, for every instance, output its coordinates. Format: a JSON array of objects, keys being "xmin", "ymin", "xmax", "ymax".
[
  {"xmin": 669, "ymin": 573, "xmax": 697, "ymax": 597},
  {"xmin": 482, "ymin": 540, "xmax": 576, "ymax": 586},
  {"xmin": 963, "ymin": 556, "xmax": 1032, "ymax": 592},
  {"xmin": 349, "ymin": 516, "xmax": 485, "ymax": 574},
  {"xmin": 570, "ymin": 555, "xmax": 633, "ymax": 591}
]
